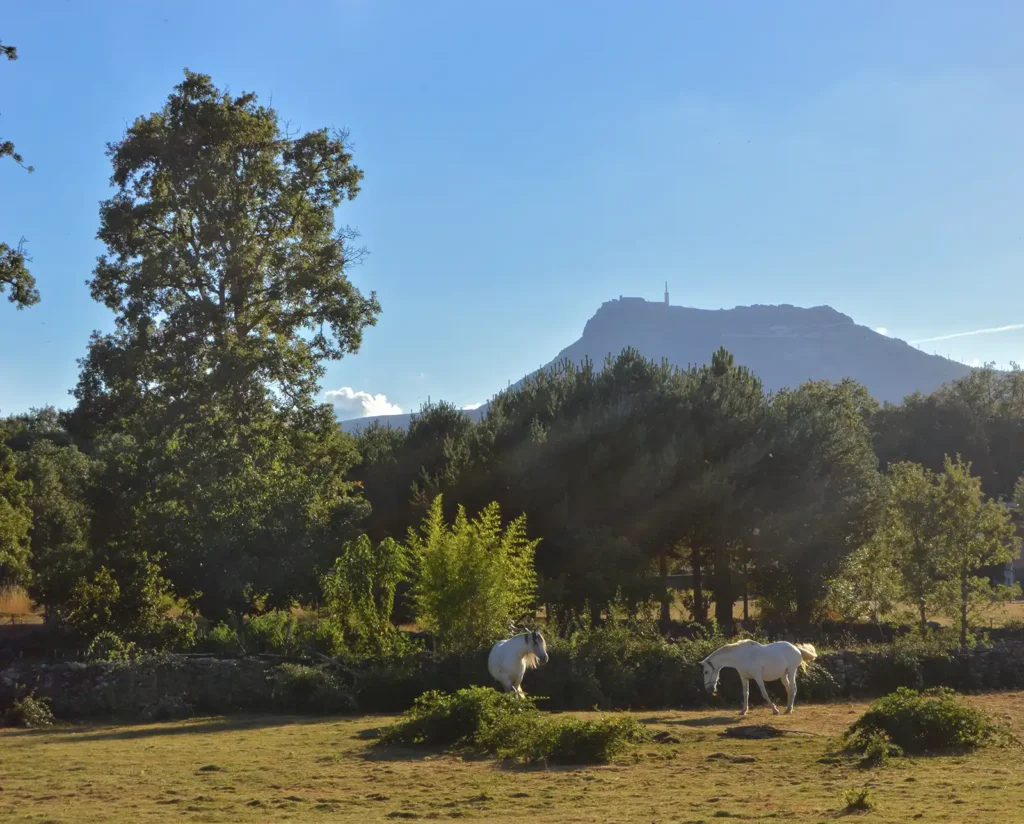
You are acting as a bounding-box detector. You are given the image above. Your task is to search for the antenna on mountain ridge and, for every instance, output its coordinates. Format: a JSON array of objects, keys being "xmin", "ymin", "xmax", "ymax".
[{"xmin": 664, "ymin": 282, "xmax": 669, "ymax": 306}]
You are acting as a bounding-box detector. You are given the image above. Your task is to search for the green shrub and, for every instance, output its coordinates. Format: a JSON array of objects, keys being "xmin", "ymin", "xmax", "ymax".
[
  {"xmin": 3, "ymin": 692, "xmax": 55, "ymax": 728},
  {"xmin": 846, "ymin": 687, "xmax": 1011, "ymax": 754},
  {"xmin": 376, "ymin": 686, "xmax": 649, "ymax": 764},
  {"xmin": 855, "ymin": 730, "xmax": 903, "ymax": 768},
  {"xmin": 202, "ymin": 621, "xmax": 242, "ymax": 655},
  {"xmin": 320, "ymin": 534, "xmax": 410, "ymax": 657},
  {"xmin": 378, "ymin": 686, "xmax": 530, "ymax": 749},
  {"xmin": 270, "ymin": 663, "xmax": 356, "ymax": 715},
  {"xmin": 841, "ymin": 786, "xmax": 873, "ymax": 813},
  {"xmin": 535, "ymin": 715, "xmax": 650, "ymax": 764},
  {"xmin": 244, "ymin": 611, "xmax": 294, "ymax": 653},
  {"xmin": 292, "ymin": 616, "xmax": 348, "ymax": 659},
  {"xmin": 86, "ymin": 630, "xmax": 139, "ymax": 662},
  {"xmin": 408, "ymin": 496, "xmax": 539, "ymax": 654}
]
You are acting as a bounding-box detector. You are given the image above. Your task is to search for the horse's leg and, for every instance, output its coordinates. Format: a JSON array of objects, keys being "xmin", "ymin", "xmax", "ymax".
[
  {"xmin": 783, "ymin": 670, "xmax": 796, "ymax": 714},
  {"xmin": 740, "ymin": 677, "xmax": 750, "ymax": 716},
  {"xmin": 754, "ymin": 672, "xmax": 779, "ymax": 715}
]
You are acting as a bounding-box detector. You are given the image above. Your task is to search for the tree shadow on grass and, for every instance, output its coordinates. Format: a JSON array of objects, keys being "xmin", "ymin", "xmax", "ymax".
[
  {"xmin": 1, "ymin": 714, "xmax": 348, "ymax": 743},
  {"xmin": 640, "ymin": 714, "xmax": 739, "ymax": 728}
]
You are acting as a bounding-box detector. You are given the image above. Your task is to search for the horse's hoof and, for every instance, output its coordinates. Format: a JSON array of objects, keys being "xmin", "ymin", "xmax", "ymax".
[
  {"xmin": 771, "ymin": 707, "xmax": 780, "ymax": 716},
  {"xmin": 740, "ymin": 710, "xmax": 748, "ymax": 717}
]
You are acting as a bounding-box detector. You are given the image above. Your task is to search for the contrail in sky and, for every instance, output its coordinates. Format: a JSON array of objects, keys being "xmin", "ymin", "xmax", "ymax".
[{"xmin": 911, "ymin": 324, "xmax": 1024, "ymax": 345}]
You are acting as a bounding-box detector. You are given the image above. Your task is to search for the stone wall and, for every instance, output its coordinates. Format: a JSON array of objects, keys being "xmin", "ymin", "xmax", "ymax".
[{"xmin": 5, "ymin": 642, "xmax": 1024, "ymax": 722}]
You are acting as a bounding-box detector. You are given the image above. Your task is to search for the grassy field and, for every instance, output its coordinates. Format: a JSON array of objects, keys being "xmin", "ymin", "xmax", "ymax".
[{"xmin": 4, "ymin": 693, "xmax": 1024, "ymax": 823}]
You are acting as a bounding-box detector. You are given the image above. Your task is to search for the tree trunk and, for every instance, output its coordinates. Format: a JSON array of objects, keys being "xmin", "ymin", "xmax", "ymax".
[
  {"xmin": 794, "ymin": 593, "xmax": 814, "ymax": 628},
  {"xmin": 960, "ymin": 571, "xmax": 969, "ymax": 648},
  {"xmin": 918, "ymin": 600, "xmax": 928, "ymax": 636},
  {"xmin": 713, "ymin": 546, "xmax": 735, "ymax": 634},
  {"xmin": 742, "ymin": 579, "xmax": 749, "ymax": 623},
  {"xmin": 692, "ymin": 549, "xmax": 707, "ymax": 624},
  {"xmin": 659, "ymin": 551, "xmax": 671, "ymax": 631}
]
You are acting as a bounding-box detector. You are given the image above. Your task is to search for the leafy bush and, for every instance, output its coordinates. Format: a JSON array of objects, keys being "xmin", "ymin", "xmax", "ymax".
[
  {"xmin": 529, "ymin": 619, "xmax": 711, "ymax": 710},
  {"xmin": 377, "ymin": 686, "xmax": 529, "ymax": 749},
  {"xmin": 270, "ymin": 663, "xmax": 356, "ymax": 715},
  {"xmin": 376, "ymin": 686, "xmax": 649, "ymax": 764},
  {"xmin": 86, "ymin": 630, "xmax": 139, "ymax": 662},
  {"xmin": 320, "ymin": 534, "xmax": 409, "ymax": 657},
  {"xmin": 841, "ymin": 786, "xmax": 873, "ymax": 813},
  {"xmin": 3, "ymin": 692, "xmax": 55, "ymax": 728},
  {"xmin": 846, "ymin": 687, "xmax": 1011, "ymax": 754},
  {"xmin": 855, "ymin": 730, "xmax": 903, "ymax": 768},
  {"xmin": 244, "ymin": 610, "xmax": 295, "ymax": 653},
  {"xmin": 533, "ymin": 715, "xmax": 650, "ymax": 764},
  {"xmin": 59, "ymin": 553, "xmax": 192, "ymax": 648},
  {"xmin": 408, "ymin": 496, "xmax": 539, "ymax": 654},
  {"xmin": 201, "ymin": 621, "xmax": 242, "ymax": 655}
]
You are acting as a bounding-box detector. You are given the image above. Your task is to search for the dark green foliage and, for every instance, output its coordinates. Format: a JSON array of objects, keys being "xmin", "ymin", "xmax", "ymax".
[
  {"xmin": 752, "ymin": 379, "xmax": 884, "ymax": 624},
  {"xmin": 1, "ymin": 38, "xmax": 39, "ymax": 310},
  {"xmin": 59, "ymin": 555, "xmax": 193, "ymax": 648},
  {"xmin": 377, "ymin": 686, "xmax": 530, "ymax": 749},
  {"xmin": 846, "ymin": 687, "xmax": 1011, "ymax": 754},
  {"xmin": 376, "ymin": 686, "xmax": 649, "ymax": 764},
  {"xmin": 529, "ymin": 620, "xmax": 703, "ymax": 710},
  {"xmin": 269, "ymin": 663, "xmax": 356, "ymax": 714},
  {"xmin": 0, "ymin": 241, "xmax": 38, "ymax": 309},
  {"xmin": 66, "ymin": 69, "xmax": 378, "ymax": 620},
  {"xmin": 873, "ymin": 366, "xmax": 1024, "ymax": 502},
  {"xmin": 855, "ymin": 730, "xmax": 903, "ymax": 768},
  {"xmin": 0, "ymin": 436, "xmax": 32, "ymax": 590},
  {"xmin": 3, "ymin": 692, "xmax": 55, "ymax": 728},
  {"xmin": 866, "ymin": 647, "xmax": 925, "ymax": 694},
  {"xmin": 528, "ymin": 715, "xmax": 651, "ymax": 765}
]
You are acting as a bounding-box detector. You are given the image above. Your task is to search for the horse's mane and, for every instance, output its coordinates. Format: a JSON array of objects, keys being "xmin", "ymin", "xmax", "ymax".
[
  {"xmin": 706, "ymin": 638, "xmax": 759, "ymax": 660},
  {"xmin": 517, "ymin": 631, "xmax": 542, "ymax": 668},
  {"xmin": 718, "ymin": 639, "xmax": 759, "ymax": 651}
]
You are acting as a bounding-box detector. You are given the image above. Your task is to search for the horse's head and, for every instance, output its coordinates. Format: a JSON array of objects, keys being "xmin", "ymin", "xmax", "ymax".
[
  {"xmin": 700, "ymin": 658, "xmax": 719, "ymax": 695},
  {"xmin": 529, "ymin": 629, "xmax": 549, "ymax": 666}
]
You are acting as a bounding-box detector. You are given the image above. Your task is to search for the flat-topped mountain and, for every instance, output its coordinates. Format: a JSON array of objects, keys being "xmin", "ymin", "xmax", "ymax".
[
  {"xmin": 547, "ymin": 296, "xmax": 969, "ymax": 403},
  {"xmin": 339, "ymin": 297, "xmax": 973, "ymax": 431}
]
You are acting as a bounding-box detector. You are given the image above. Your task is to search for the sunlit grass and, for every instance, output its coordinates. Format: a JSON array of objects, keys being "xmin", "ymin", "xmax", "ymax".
[{"xmin": 3, "ymin": 693, "xmax": 1023, "ymax": 822}]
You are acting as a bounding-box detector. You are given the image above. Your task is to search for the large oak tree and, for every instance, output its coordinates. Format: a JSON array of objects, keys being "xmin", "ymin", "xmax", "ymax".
[{"xmin": 70, "ymin": 71, "xmax": 380, "ymax": 618}]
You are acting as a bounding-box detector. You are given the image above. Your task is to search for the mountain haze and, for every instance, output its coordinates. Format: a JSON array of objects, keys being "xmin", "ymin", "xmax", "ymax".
[{"xmin": 339, "ymin": 297, "xmax": 973, "ymax": 431}]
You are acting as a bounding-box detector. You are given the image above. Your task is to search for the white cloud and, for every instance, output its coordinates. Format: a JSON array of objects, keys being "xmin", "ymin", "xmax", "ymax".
[
  {"xmin": 462, "ymin": 402, "xmax": 485, "ymax": 411},
  {"xmin": 875, "ymin": 327, "xmax": 888, "ymax": 336},
  {"xmin": 325, "ymin": 387, "xmax": 402, "ymax": 418}
]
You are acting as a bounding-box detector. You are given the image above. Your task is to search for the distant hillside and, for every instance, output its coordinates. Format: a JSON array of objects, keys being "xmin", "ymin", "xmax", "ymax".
[
  {"xmin": 339, "ymin": 406, "xmax": 487, "ymax": 433},
  {"xmin": 339, "ymin": 297, "xmax": 974, "ymax": 430}
]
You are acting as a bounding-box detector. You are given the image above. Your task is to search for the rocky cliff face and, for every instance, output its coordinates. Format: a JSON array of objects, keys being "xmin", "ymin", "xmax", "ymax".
[
  {"xmin": 545, "ymin": 298, "xmax": 971, "ymax": 404},
  {"xmin": 339, "ymin": 298, "xmax": 973, "ymax": 430}
]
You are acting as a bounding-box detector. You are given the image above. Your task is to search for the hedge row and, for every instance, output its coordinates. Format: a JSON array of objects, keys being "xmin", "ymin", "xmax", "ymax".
[{"xmin": 5, "ymin": 630, "xmax": 1024, "ymax": 722}]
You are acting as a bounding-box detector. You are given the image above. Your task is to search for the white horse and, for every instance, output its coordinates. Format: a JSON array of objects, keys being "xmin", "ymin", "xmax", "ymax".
[
  {"xmin": 487, "ymin": 629, "xmax": 549, "ymax": 697},
  {"xmin": 700, "ymin": 639, "xmax": 817, "ymax": 715}
]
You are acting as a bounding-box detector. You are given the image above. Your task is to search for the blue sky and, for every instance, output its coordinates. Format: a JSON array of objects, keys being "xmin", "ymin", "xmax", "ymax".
[{"xmin": 2, "ymin": 1, "xmax": 1023, "ymax": 419}]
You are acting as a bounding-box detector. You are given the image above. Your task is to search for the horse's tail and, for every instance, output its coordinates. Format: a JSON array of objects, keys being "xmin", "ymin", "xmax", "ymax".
[{"xmin": 794, "ymin": 643, "xmax": 817, "ymax": 670}]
